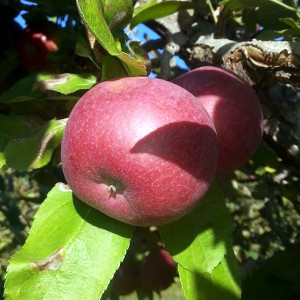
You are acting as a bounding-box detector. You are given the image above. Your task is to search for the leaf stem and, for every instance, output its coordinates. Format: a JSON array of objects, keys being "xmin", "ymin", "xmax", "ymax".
[
  {"xmin": 206, "ymin": 0, "xmax": 218, "ymax": 24},
  {"xmin": 269, "ymin": 0, "xmax": 298, "ymax": 13}
]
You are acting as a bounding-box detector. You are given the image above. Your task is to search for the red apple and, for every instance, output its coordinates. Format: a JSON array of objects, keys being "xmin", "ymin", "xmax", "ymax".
[
  {"xmin": 111, "ymin": 254, "xmax": 140, "ymax": 295},
  {"xmin": 173, "ymin": 66, "xmax": 263, "ymax": 179},
  {"xmin": 141, "ymin": 248, "xmax": 177, "ymax": 292},
  {"xmin": 18, "ymin": 23, "xmax": 59, "ymax": 71},
  {"xmin": 61, "ymin": 77, "xmax": 218, "ymax": 226}
]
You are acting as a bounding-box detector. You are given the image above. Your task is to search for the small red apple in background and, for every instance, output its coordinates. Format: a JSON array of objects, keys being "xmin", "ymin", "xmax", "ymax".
[
  {"xmin": 141, "ymin": 248, "xmax": 177, "ymax": 292},
  {"xmin": 173, "ymin": 66, "xmax": 263, "ymax": 180},
  {"xmin": 61, "ymin": 77, "xmax": 218, "ymax": 226},
  {"xmin": 18, "ymin": 22, "xmax": 59, "ymax": 71},
  {"xmin": 111, "ymin": 253, "xmax": 140, "ymax": 295}
]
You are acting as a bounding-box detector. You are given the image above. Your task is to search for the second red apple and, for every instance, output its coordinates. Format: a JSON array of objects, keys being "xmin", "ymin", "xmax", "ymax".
[{"xmin": 173, "ymin": 66, "xmax": 263, "ymax": 179}]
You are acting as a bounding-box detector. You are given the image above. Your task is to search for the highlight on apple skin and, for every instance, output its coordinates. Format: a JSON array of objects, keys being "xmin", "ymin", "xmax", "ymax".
[
  {"xmin": 173, "ymin": 66, "xmax": 263, "ymax": 180},
  {"xmin": 61, "ymin": 76, "xmax": 218, "ymax": 226},
  {"xmin": 140, "ymin": 248, "xmax": 177, "ymax": 292}
]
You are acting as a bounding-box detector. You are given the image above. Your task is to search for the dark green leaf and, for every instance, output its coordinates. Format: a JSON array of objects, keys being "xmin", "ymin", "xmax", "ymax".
[
  {"xmin": 280, "ymin": 17, "xmax": 300, "ymax": 29},
  {"xmin": 0, "ymin": 74, "xmax": 43, "ymax": 103},
  {"xmin": 221, "ymin": 0, "xmax": 297, "ymax": 13},
  {"xmin": 279, "ymin": 17, "xmax": 300, "ymax": 36},
  {"xmin": 253, "ymin": 2, "xmax": 298, "ymax": 30},
  {"xmin": 159, "ymin": 185, "xmax": 241, "ymax": 300},
  {"xmin": 0, "ymin": 115, "xmax": 43, "ymax": 168},
  {"xmin": 221, "ymin": 0, "xmax": 269, "ymax": 10},
  {"xmin": 131, "ymin": 1, "xmax": 197, "ymax": 29},
  {"xmin": 251, "ymin": 141, "xmax": 281, "ymax": 170},
  {"xmin": 179, "ymin": 250, "xmax": 241, "ymax": 300},
  {"xmin": 5, "ymin": 184, "xmax": 134, "ymax": 300},
  {"xmin": 159, "ymin": 186, "xmax": 232, "ymax": 273},
  {"xmin": 4, "ymin": 119, "xmax": 67, "ymax": 170},
  {"xmin": 101, "ymin": 55, "xmax": 128, "ymax": 81},
  {"xmin": 256, "ymin": 29, "xmax": 284, "ymax": 40}
]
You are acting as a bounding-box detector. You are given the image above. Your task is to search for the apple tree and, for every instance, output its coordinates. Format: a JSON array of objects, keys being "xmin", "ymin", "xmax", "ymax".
[{"xmin": 1, "ymin": 0, "xmax": 300, "ymax": 299}]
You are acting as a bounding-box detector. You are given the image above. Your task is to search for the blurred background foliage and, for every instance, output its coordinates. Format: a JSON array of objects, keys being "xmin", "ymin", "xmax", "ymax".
[{"xmin": 1, "ymin": 0, "xmax": 300, "ymax": 299}]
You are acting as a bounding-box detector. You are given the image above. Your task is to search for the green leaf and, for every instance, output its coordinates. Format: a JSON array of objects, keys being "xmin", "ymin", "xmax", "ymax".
[
  {"xmin": 5, "ymin": 183, "xmax": 134, "ymax": 300},
  {"xmin": 130, "ymin": 1, "xmax": 197, "ymax": 29},
  {"xmin": 221, "ymin": 0, "xmax": 297, "ymax": 12},
  {"xmin": 37, "ymin": 73, "xmax": 97, "ymax": 95},
  {"xmin": 0, "ymin": 73, "xmax": 80, "ymax": 103},
  {"xmin": 133, "ymin": 0, "xmax": 158, "ymax": 16},
  {"xmin": 179, "ymin": 250, "xmax": 241, "ymax": 300},
  {"xmin": 76, "ymin": 0, "xmax": 147, "ymax": 76},
  {"xmin": 279, "ymin": 17, "xmax": 300, "ymax": 36},
  {"xmin": 101, "ymin": 0, "xmax": 133, "ymax": 29},
  {"xmin": 117, "ymin": 52, "xmax": 147, "ymax": 77},
  {"xmin": 75, "ymin": 35, "xmax": 101, "ymax": 70},
  {"xmin": 159, "ymin": 185, "xmax": 241, "ymax": 300},
  {"xmin": 76, "ymin": 0, "xmax": 120, "ymax": 55},
  {"xmin": 101, "ymin": 52, "xmax": 147, "ymax": 80},
  {"xmin": 251, "ymin": 141, "xmax": 280, "ymax": 170},
  {"xmin": 4, "ymin": 118, "xmax": 67, "ymax": 170},
  {"xmin": 0, "ymin": 115, "xmax": 43, "ymax": 168},
  {"xmin": 129, "ymin": 42, "xmax": 152, "ymax": 75},
  {"xmin": 101, "ymin": 55, "xmax": 128, "ymax": 81},
  {"xmin": 253, "ymin": 2, "xmax": 298, "ymax": 30},
  {"xmin": 280, "ymin": 17, "xmax": 300, "ymax": 29},
  {"xmin": 159, "ymin": 186, "xmax": 232, "ymax": 273},
  {"xmin": 0, "ymin": 73, "xmax": 43, "ymax": 103}
]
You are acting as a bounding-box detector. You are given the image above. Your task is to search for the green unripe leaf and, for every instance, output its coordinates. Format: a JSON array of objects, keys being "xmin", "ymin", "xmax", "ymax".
[
  {"xmin": 159, "ymin": 185, "xmax": 241, "ymax": 300},
  {"xmin": 131, "ymin": 1, "xmax": 196, "ymax": 29},
  {"xmin": 4, "ymin": 119, "xmax": 67, "ymax": 170},
  {"xmin": 5, "ymin": 184, "xmax": 134, "ymax": 300}
]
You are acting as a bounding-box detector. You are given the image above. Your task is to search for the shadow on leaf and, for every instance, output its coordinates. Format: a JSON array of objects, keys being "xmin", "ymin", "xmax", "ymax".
[{"xmin": 72, "ymin": 193, "xmax": 134, "ymax": 238}]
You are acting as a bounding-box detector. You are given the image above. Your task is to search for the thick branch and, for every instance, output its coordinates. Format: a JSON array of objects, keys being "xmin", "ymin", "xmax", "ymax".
[
  {"xmin": 181, "ymin": 36, "xmax": 300, "ymax": 87},
  {"xmin": 146, "ymin": 9, "xmax": 300, "ymax": 87}
]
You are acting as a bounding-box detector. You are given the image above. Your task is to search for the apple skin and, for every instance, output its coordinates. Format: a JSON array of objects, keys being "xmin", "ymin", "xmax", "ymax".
[
  {"xmin": 18, "ymin": 23, "xmax": 59, "ymax": 71},
  {"xmin": 173, "ymin": 66, "xmax": 263, "ymax": 179},
  {"xmin": 61, "ymin": 77, "xmax": 218, "ymax": 226},
  {"xmin": 141, "ymin": 248, "xmax": 177, "ymax": 292}
]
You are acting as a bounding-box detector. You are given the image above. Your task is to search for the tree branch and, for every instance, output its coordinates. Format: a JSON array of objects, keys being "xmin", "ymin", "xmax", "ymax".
[{"xmin": 181, "ymin": 36, "xmax": 300, "ymax": 87}]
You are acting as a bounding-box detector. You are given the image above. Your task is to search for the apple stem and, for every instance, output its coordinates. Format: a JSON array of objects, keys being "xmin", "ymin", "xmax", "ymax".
[{"xmin": 107, "ymin": 184, "xmax": 117, "ymax": 193}]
